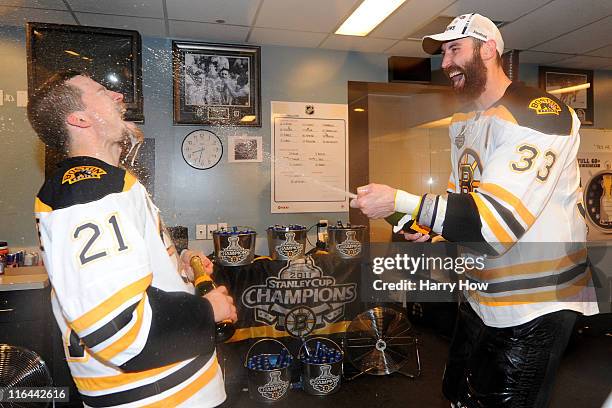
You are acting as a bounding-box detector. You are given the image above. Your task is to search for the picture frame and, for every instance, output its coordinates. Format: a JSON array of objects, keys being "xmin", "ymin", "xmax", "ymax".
[
  {"xmin": 538, "ymin": 66, "xmax": 593, "ymax": 125},
  {"xmin": 228, "ymin": 135, "xmax": 263, "ymax": 162},
  {"xmin": 173, "ymin": 41, "xmax": 261, "ymax": 127},
  {"xmin": 26, "ymin": 22, "xmax": 143, "ymax": 121}
]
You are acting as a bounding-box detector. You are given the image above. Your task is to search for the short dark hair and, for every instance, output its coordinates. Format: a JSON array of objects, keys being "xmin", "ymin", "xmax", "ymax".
[{"xmin": 27, "ymin": 70, "xmax": 84, "ymax": 152}]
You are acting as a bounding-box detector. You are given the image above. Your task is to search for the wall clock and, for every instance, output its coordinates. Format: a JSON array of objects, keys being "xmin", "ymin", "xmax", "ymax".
[{"xmin": 181, "ymin": 130, "xmax": 223, "ymax": 170}]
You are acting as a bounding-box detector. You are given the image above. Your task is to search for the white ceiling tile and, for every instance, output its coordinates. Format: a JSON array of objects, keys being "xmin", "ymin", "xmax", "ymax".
[
  {"xmin": 501, "ymin": 0, "xmax": 612, "ymax": 50},
  {"xmin": 249, "ymin": 27, "xmax": 326, "ymax": 48},
  {"xmin": 0, "ymin": 6, "xmax": 75, "ymax": 26},
  {"xmin": 255, "ymin": 0, "xmax": 358, "ymax": 32},
  {"xmin": 320, "ymin": 34, "xmax": 396, "ymax": 53},
  {"xmin": 75, "ymin": 13, "xmax": 165, "ymax": 37},
  {"xmin": 517, "ymin": 50, "xmax": 570, "ymax": 65},
  {"xmin": 371, "ymin": 0, "xmax": 454, "ymax": 39},
  {"xmin": 0, "ymin": 0, "xmax": 66, "ymax": 10},
  {"xmin": 443, "ymin": 0, "xmax": 551, "ymax": 22},
  {"xmin": 532, "ymin": 16, "xmax": 612, "ymax": 54},
  {"xmin": 586, "ymin": 44, "xmax": 612, "ymax": 58},
  {"xmin": 67, "ymin": 0, "xmax": 163, "ymax": 18},
  {"xmin": 548, "ymin": 55, "xmax": 612, "ymax": 70},
  {"xmin": 385, "ymin": 39, "xmax": 430, "ymax": 57},
  {"xmin": 169, "ymin": 20, "xmax": 249, "ymax": 43},
  {"xmin": 166, "ymin": 0, "xmax": 260, "ymax": 25}
]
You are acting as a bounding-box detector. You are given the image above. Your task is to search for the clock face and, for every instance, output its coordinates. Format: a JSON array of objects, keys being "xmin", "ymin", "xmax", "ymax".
[{"xmin": 181, "ymin": 130, "xmax": 223, "ymax": 170}]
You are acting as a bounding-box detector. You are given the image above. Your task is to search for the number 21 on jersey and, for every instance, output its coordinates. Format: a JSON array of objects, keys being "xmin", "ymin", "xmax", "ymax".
[{"xmin": 73, "ymin": 213, "xmax": 129, "ymax": 266}]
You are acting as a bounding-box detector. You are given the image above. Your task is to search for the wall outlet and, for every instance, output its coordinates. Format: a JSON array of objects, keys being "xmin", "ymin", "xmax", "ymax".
[
  {"xmin": 206, "ymin": 224, "xmax": 218, "ymax": 240},
  {"xmin": 196, "ymin": 224, "xmax": 206, "ymax": 240},
  {"xmin": 218, "ymin": 222, "xmax": 228, "ymax": 231}
]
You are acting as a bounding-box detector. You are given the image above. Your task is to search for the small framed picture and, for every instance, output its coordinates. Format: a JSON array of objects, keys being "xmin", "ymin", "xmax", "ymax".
[
  {"xmin": 173, "ymin": 41, "xmax": 261, "ymax": 126},
  {"xmin": 539, "ymin": 66, "xmax": 594, "ymax": 125},
  {"xmin": 228, "ymin": 136, "xmax": 263, "ymax": 162}
]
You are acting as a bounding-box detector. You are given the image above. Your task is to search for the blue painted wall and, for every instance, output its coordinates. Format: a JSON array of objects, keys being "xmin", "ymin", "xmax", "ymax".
[
  {"xmin": 0, "ymin": 26, "xmax": 388, "ymax": 247},
  {"xmin": 2, "ymin": 23, "xmax": 610, "ymax": 248}
]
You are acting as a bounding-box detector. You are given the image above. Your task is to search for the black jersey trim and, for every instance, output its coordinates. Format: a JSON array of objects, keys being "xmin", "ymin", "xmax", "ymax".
[
  {"xmin": 36, "ymin": 156, "xmax": 135, "ymax": 211},
  {"xmin": 471, "ymin": 263, "xmax": 588, "ymax": 294},
  {"xmin": 495, "ymin": 82, "xmax": 573, "ymax": 136},
  {"xmin": 119, "ymin": 287, "xmax": 216, "ymax": 372},
  {"xmin": 443, "ymin": 193, "xmax": 485, "ymax": 242},
  {"xmin": 82, "ymin": 301, "xmax": 139, "ymax": 348},
  {"xmin": 479, "ymin": 193, "xmax": 526, "ymax": 240},
  {"xmin": 81, "ymin": 354, "xmax": 211, "ymax": 407}
]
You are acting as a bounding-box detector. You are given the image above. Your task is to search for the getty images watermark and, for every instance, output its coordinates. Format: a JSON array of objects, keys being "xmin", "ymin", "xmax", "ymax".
[{"xmin": 371, "ymin": 253, "xmax": 488, "ymax": 293}]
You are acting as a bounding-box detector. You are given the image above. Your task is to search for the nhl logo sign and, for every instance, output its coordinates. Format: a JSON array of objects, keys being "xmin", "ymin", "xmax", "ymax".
[
  {"xmin": 219, "ymin": 235, "xmax": 250, "ymax": 265},
  {"xmin": 305, "ymin": 105, "xmax": 315, "ymax": 115}
]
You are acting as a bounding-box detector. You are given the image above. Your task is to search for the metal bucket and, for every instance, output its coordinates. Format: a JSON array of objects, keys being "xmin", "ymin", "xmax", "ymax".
[
  {"xmin": 245, "ymin": 338, "xmax": 293, "ymax": 402},
  {"xmin": 213, "ymin": 227, "xmax": 256, "ymax": 266},
  {"xmin": 267, "ymin": 225, "xmax": 307, "ymax": 261},
  {"xmin": 328, "ymin": 224, "xmax": 366, "ymax": 259},
  {"xmin": 299, "ymin": 337, "xmax": 343, "ymax": 396}
]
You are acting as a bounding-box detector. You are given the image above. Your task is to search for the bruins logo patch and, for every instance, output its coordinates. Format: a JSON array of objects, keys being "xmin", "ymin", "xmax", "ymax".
[
  {"xmin": 528, "ymin": 97, "xmax": 561, "ymax": 115},
  {"xmin": 62, "ymin": 166, "xmax": 107, "ymax": 184}
]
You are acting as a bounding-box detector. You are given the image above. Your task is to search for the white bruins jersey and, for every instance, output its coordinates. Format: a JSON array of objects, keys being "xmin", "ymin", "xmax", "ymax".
[
  {"xmin": 411, "ymin": 83, "xmax": 598, "ymax": 327},
  {"xmin": 35, "ymin": 157, "xmax": 225, "ymax": 407}
]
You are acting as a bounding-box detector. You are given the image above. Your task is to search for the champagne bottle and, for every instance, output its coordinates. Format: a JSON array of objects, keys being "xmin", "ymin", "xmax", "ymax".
[{"xmin": 190, "ymin": 256, "xmax": 236, "ymax": 343}]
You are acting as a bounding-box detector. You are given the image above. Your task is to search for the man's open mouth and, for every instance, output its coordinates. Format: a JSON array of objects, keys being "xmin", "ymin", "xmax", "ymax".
[{"xmin": 448, "ymin": 70, "xmax": 465, "ymax": 88}]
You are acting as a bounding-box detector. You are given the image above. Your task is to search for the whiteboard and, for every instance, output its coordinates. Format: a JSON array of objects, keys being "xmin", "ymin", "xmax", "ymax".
[{"xmin": 271, "ymin": 101, "xmax": 349, "ymax": 213}]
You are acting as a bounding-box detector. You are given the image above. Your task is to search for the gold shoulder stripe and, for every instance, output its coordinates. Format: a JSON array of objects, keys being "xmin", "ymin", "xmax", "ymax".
[
  {"xmin": 478, "ymin": 183, "xmax": 535, "ymax": 227},
  {"xmin": 35, "ymin": 197, "xmax": 53, "ymax": 212},
  {"xmin": 141, "ymin": 358, "xmax": 219, "ymax": 408},
  {"xmin": 451, "ymin": 111, "xmax": 476, "ymax": 124},
  {"xmin": 483, "ymin": 105, "xmax": 518, "ymax": 125},
  {"xmin": 74, "ymin": 361, "xmax": 183, "ymax": 391},
  {"xmin": 468, "ymin": 248, "xmax": 587, "ymax": 281},
  {"xmin": 123, "ymin": 172, "xmax": 138, "ymax": 192},
  {"xmin": 96, "ymin": 295, "xmax": 147, "ymax": 361},
  {"xmin": 470, "ymin": 192, "xmax": 514, "ymax": 243},
  {"xmin": 71, "ymin": 274, "xmax": 152, "ymax": 333}
]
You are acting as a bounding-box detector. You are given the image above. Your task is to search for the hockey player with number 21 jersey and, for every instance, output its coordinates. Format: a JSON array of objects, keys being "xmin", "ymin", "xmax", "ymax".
[{"xmin": 29, "ymin": 71, "xmax": 235, "ymax": 407}]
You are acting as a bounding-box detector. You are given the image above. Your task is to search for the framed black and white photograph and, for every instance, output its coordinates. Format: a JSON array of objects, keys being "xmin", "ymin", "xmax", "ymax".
[
  {"xmin": 173, "ymin": 41, "xmax": 261, "ymax": 126},
  {"xmin": 539, "ymin": 66, "xmax": 594, "ymax": 125},
  {"xmin": 26, "ymin": 22, "xmax": 143, "ymax": 122},
  {"xmin": 228, "ymin": 135, "xmax": 262, "ymax": 162}
]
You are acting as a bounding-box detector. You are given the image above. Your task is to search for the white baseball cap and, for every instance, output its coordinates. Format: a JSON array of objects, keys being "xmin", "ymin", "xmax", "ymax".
[{"xmin": 422, "ymin": 13, "xmax": 504, "ymax": 56}]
